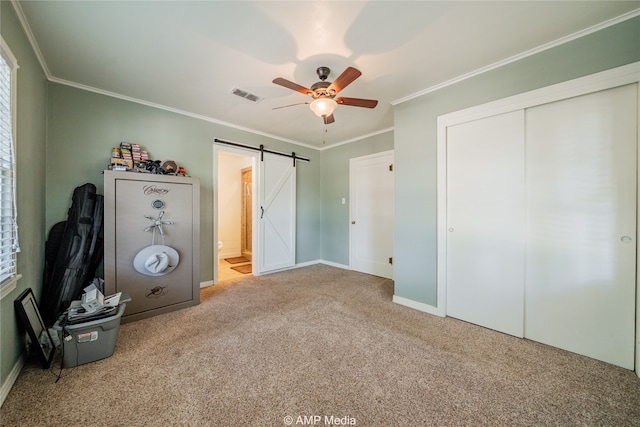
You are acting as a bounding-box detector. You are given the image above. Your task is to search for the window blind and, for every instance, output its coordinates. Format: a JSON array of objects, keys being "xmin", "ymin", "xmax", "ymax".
[{"xmin": 0, "ymin": 42, "xmax": 20, "ymax": 286}]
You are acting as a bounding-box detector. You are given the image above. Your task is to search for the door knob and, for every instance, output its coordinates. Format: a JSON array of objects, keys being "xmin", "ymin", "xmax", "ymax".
[{"xmin": 351, "ymin": 221, "xmax": 356, "ymax": 224}]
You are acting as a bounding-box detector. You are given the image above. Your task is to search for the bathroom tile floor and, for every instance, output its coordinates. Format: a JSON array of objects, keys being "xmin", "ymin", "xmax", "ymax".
[{"xmin": 218, "ymin": 258, "xmax": 252, "ymax": 282}]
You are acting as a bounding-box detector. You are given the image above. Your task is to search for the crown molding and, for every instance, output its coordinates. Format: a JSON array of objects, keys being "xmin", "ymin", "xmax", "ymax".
[
  {"xmin": 392, "ymin": 8, "xmax": 640, "ymax": 106},
  {"xmin": 13, "ymin": 1, "xmax": 635, "ymax": 150},
  {"xmin": 10, "ymin": 0, "xmax": 51, "ymax": 79},
  {"xmin": 317, "ymin": 127, "xmax": 394, "ymax": 151},
  {"xmin": 48, "ymin": 76, "xmax": 320, "ymax": 150}
]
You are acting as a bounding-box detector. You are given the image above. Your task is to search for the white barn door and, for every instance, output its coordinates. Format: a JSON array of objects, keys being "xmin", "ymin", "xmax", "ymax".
[{"xmin": 257, "ymin": 152, "xmax": 296, "ymax": 274}]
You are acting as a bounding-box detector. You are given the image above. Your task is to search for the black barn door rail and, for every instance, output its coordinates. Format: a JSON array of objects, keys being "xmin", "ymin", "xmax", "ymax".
[{"xmin": 213, "ymin": 138, "xmax": 310, "ymax": 167}]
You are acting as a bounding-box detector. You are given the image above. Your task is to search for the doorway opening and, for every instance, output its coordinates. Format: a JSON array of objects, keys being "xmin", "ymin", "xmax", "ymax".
[
  {"xmin": 213, "ymin": 140, "xmax": 299, "ymax": 283},
  {"xmin": 216, "ymin": 148, "xmax": 256, "ymax": 282},
  {"xmin": 241, "ymin": 167, "xmax": 252, "ymax": 261}
]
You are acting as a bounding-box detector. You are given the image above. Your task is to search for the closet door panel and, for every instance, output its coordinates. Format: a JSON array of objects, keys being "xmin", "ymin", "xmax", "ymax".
[
  {"xmin": 446, "ymin": 110, "xmax": 525, "ymax": 337},
  {"xmin": 525, "ymin": 84, "xmax": 637, "ymax": 369}
]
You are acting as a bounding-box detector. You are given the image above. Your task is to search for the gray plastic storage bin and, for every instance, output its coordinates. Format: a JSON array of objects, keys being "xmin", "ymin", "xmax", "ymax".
[{"xmin": 62, "ymin": 303, "xmax": 126, "ymax": 368}]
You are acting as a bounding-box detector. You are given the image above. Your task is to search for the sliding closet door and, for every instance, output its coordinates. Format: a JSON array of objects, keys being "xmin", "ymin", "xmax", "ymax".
[
  {"xmin": 525, "ymin": 84, "xmax": 637, "ymax": 369},
  {"xmin": 446, "ymin": 110, "xmax": 525, "ymax": 337}
]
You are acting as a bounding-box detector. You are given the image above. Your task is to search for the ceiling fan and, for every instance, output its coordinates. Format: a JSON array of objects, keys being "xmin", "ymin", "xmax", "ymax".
[{"xmin": 272, "ymin": 66, "xmax": 378, "ymax": 124}]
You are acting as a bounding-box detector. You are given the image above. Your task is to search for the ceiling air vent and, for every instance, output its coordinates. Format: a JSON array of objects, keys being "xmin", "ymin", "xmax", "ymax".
[{"xmin": 230, "ymin": 87, "xmax": 263, "ymax": 103}]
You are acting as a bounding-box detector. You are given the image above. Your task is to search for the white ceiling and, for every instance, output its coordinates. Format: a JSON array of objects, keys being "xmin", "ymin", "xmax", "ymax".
[{"xmin": 14, "ymin": 1, "xmax": 640, "ymax": 149}]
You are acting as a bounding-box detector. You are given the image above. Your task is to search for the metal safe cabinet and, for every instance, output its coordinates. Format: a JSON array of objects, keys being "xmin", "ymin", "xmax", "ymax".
[{"xmin": 104, "ymin": 171, "xmax": 200, "ymax": 322}]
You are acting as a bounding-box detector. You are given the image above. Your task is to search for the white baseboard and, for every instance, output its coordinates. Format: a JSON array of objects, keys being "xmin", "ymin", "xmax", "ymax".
[
  {"xmin": 316, "ymin": 260, "xmax": 350, "ymax": 270},
  {"xmin": 0, "ymin": 356, "xmax": 24, "ymax": 408},
  {"xmin": 296, "ymin": 259, "xmax": 348, "ymax": 269},
  {"xmin": 252, "ymin": 259, "xmax": 351, "ymax": 276},
  {"xmin": 200, "ymin": 280, "xmax": 214, "ymax": 288},
  {"xmin": 218, "ymin": 251, "xmax": 241, "ymax": 259},
  {"xmin": 305, "ymin": 263, "xmax": 446, "ymax": 319},
  {"xmin": 208, "ymin": 261, "xmax": 445, "ymax": 324},
  {"xmin": 292, "ymin": 260, "xmax": 320, "ymax": 269},
  {"xmin": 392, "ymin": 295, "xmax": 444, "ymax": 317}
]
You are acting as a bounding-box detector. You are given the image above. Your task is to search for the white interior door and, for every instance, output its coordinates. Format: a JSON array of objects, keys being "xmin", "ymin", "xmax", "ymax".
[
  {"xmin": 349, "ymin": 150, "xmax": 394, "ymax": 279},
  {"xmin": 446, "ymin": 111, "xmax": 525, "ymax": 337},
  {"xmin": 525, "ymin": 84, "xmax": 637, "ymax": 369},
  {"xmin": 258, "ymin": 152, "xmax": 296, "ymax": 273}
]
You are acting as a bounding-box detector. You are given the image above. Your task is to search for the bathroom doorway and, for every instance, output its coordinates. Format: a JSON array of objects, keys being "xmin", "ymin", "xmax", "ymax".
[
  {"xmin": 213, "ymin": 141, "xmax": 298, "ymax": 283},
  {"xmin": 215, "ymin": 148, "xmax": 256, "ymax": 282},
  {"xmin": 241, "ymin": 167, "xmax": 252, "ymax": 261}
]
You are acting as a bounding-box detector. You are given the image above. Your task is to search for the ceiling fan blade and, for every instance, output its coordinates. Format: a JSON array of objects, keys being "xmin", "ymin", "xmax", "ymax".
[
  {"xmin": 272, "ymin": 102, "xmax": 310, "ymax": 110},
  {"xmin": 327, "ymin": 67, "xmax": 362, "ymax": 94},
  {"xmin": 323, "ymin": 114, "xmax": 335, "ymax": 125},
  {"xmin": 272, "ymin": 77, "xmax": 313, "ymax": 96},
  {"xmin": 336, "ymin": 97, "xmax": 378, "ymax": 108}
]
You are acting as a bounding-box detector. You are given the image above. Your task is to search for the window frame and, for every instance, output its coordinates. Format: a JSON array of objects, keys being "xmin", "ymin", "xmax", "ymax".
[{"xmin": 0, "ymin": 36, "xmax": 21, "ymax": 300}]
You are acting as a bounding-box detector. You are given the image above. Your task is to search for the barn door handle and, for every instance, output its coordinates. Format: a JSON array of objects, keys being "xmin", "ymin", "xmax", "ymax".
[{"xmin": 261, "ymin": 206, "xmax": 264, "ymax": 219}]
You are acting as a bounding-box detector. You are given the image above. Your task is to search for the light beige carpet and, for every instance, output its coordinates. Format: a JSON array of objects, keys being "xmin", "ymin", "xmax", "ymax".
[{"xmin": 2, "ymin": 264, "xmax": 639, "ymax": 426}]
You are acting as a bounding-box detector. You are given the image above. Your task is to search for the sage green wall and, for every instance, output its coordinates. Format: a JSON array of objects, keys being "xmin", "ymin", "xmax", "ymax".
[
  {"xmin": 0, "ymin": 1, "xmax": 48, "ymax": 392},
  {"xmin": 320, "ymin": 132, "xmax": 394, "ymax": 266},
  {"xmin": 394, "ymin": 16, "xmax": 640, "ymax": 306},
  {"xmin": 45, "ymin": 83, "xmax": 321, "ymax": 282},
  {"xmin": 3, "ymin": 5, "xmax": 638, "ymax": 398}
]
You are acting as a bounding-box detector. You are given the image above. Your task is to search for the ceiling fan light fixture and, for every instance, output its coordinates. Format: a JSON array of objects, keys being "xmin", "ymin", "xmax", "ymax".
[
  {"xmin": 273, "ymin": 66, "xmax": 377, "ymax": 124},
  {"xmin": 310, "ymin": 98, "xmax": 337, "ymax": 118}
]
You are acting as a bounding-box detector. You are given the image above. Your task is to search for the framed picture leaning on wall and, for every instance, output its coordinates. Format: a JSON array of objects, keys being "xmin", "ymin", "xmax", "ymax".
[{"xmin": 14, "ymin": 288, "xmax": 56, "ymax": 369}]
